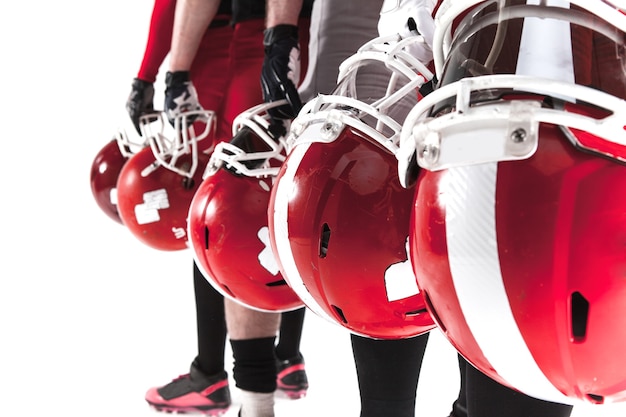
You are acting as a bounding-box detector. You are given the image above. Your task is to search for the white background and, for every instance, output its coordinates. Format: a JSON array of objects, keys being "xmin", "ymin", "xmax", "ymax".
[{"xmin": 2, "ymin": 1, "xmax": 626, "ymax": 416}]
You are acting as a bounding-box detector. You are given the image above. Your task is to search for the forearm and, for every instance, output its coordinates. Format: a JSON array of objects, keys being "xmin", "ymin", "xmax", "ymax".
[
  {"xmin": 265, "ymin": 0, "xmax": 303, "ymax": 27},
  {"xmin": 169, "ymin": 0, "xmax": 220, "ymax": 71}
]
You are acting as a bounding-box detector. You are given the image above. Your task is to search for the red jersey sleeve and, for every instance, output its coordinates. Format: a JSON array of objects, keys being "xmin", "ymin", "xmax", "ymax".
[{"xmin": 136, "ymin": 0, "xmax": 176, "ymax": 83}]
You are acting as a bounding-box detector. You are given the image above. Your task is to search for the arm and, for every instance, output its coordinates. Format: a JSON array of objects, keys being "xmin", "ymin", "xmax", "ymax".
[
  {"xmin": 137, "ymin": 0, "xmax": 177, "ymax": 82},
  {"xmin": 126, "ymin": 0, "xmax": 177, "ymax": 133},
  {"xmin": 265, "ymin": 0, "xmax": 303, "ymax": 27},
  {"xmin": 168, "ymin": 0, "xmax": 220, "ymax": 71},
  {"xmin": 164, "ymin": 0, "xmax": 221, "ymax": 124}
]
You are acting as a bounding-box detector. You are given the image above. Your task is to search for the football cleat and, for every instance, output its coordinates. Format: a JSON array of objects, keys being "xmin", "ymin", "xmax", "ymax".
[{"xmin": 145, "ymin": 360, "xmax": 231, "ymax": 415}]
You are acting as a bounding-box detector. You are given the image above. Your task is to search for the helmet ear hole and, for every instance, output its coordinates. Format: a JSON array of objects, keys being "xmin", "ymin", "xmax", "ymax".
[
  {"xmin": 571, "ymin": 291, "xmax": 589, "ymax": 342},
  {"xmin": 319, "ymin": 223, "xmax": 331, "ymax": 258}
]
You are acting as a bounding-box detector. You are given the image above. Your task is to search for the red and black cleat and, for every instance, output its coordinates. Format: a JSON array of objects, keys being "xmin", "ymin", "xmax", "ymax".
[
  {"xmin": 276, "ymin": 354, "xmax": 309, "ymax": 400},
  {"xmin": 145, "ymin": 359, "xmax": 231, "ymax": 415}
]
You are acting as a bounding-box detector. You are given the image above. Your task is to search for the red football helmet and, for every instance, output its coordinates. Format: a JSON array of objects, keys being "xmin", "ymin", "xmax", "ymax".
[
  {"xmin": 89, "ymin": 117, "xmax": 158, "ymax": 224},
  {"xmin": 188, "ymin": 100, "xmax": 304, "ymax": 312},
  {"xmin": 267, "ymin": 34, "xmax": 437, "ymax": 339},
  {"xmin": 117, "ymin": 110, "xmax": 215, "ymax": 251},
  {"xmin": 399, "ymin": 0, "xmax": 626, "ymax": 404}
]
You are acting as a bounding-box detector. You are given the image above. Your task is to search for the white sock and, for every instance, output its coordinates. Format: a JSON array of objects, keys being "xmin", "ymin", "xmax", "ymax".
[{"xmin": 238, "ymin": 390, "xmax": 275, "ymax": 417}]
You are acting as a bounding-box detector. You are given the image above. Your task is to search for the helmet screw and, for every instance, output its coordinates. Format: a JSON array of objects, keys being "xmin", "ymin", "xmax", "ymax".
[
  {"xmin": 511, "ymin": 128, "xmax": 527, "ymax": 143},
  {"xmin": 420, "ymin": 142, "xmax": 439, "ymax": 165},
  {"xmin": 320, "ymin": 119, "xmax": 342, "ymax": 141}
]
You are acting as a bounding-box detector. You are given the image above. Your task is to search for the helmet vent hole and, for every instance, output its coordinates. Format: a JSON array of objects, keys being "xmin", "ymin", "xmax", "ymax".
[
  {"xmin": 266, "ymin": 279, "xmax": 288, "ymax": 287},
  {"xmin": 221, "ymin": 284, "xmax": 235, "ymax": 298},
  {"xmin": 423, "ymin": 291, "xmax": 446, "ymax": 333},
  {"xmin": 405, "ymin": 307, "xmax": 429, "ymax": 317},
  {"xmin": 332, "ymin": 305, "xmax": 348, "ymax": 324},
  {"xmin": 204, "ymin": 226, "xmax": 210, "ymax": 250},
  {"xmin": 571, "ymin": 291, "xmax": 589, "ymax": 342},
  {"xmin": 319, "ymin": 223, "xmax": 331, "ymax": 258},
  {"xmin": 182, "ymin": 176, "xmax": 195, "ymax": 190},
  {"xmin": 585, "ymin": 393, "xmax": 604, "ymax": 404}
]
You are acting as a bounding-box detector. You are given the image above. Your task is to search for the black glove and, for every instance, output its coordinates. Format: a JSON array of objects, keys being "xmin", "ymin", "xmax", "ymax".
[
  {"xmin": 164, "ymin": 71, "xmax": 203, "ymax": 126},
  {"xmin": 126, "ymin": 78, "xmax": 155, "ymax": 134},
  {"xmin": 261, "ymin": 24, "xmax": 303, "ymax": 121}
]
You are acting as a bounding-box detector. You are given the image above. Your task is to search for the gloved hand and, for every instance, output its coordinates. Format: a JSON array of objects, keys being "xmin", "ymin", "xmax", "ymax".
[
  {"xmin": 260, "ymin": 24, "xmax": 303, "ymax": 121},
  {"xmin": 126, "ymin": 78, "xmax": 155, "ymax": 134},
  {"xmin": 377, "ymin": 0, "xmax": 436, "ymax": 64},
  {"xmin": 164, "ymin": 71, "xmax": 203, "ymax": 125}
]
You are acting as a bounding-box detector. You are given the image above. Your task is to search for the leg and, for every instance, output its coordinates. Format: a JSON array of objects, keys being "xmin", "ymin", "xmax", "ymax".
[
  {"xmin": 448, "ymin": 354, "xmax": 468, "ymax": 417},
  {"xmin": 351, "ymin": 332, "xmax": 430, "ymax": 417},
  {"xmin": 225, "ymin": 298, "xmax": 281, "ymax": 417},
  {"xmin": 144, "ymin": 261, "xmax": 230, "ymax": 415},
  {"xmin": 275, "ymin": 308, "xmax": 305, "ymax": 363},
  {"xmin": 275, "ymin": 307, "xmax": 309, "ymax": 398},
  {"xmin": 193, "ymin": 261, "xmax": 227, "ymax": 375},
  {"xmin": 463, "ymin": 356, "xmax": 574, "ymax": 417}
]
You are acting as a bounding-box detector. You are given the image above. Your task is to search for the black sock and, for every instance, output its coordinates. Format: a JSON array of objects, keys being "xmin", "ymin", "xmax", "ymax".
[
  {"xmin": 463, "ymin": 356, "xmax": 573, "ymax": 417},
  {"xmin": 450, "ymin": 354, "xmax": 468, "ymax": 417},
  {"xmin": 275, "ymin": 307, "xmax": 305, "ymax": 360},
  {"xmin": 351, "ymin": 333, "xmax": 429, "ymax": 417},
  {"xmin": 193, "ymin": 261, "xmax": 227, "ymax": 376},
  {"xmin": 230, "ymin": 336, "xmax": 277, "ymax": 393}
]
